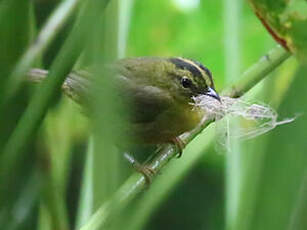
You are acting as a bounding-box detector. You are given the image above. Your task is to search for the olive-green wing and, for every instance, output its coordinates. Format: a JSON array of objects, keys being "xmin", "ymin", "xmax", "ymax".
[{"xmin": 117, "ymin": 75, "xmax": 173, "ymax": 124}]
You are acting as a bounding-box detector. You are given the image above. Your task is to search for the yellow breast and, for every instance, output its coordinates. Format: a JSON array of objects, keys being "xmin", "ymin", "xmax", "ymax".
[{"xmin": 132, "ymin": 104, "xmax": 204, "ymax": 144}]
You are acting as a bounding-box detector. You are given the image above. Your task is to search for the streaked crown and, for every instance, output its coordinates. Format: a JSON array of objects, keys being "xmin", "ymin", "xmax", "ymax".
[{"xmin": 168, "ymin": 57, "xmax": 219, "ymax": 101}]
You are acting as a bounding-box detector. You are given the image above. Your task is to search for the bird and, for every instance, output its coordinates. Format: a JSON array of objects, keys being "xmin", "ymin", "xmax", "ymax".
[{"xmin": 28, "ymin": 57, "xmax": 220, "ymax": 181}]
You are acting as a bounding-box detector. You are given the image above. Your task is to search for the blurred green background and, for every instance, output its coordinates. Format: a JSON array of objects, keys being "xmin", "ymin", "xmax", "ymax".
[{"xmin": 0, "ymin": 0, "xmax": 306, "ymax": 230}]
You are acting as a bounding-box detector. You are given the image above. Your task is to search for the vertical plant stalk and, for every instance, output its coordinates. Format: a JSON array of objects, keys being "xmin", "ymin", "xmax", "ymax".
[
  {"xmin": 117, "ymin": 0, "xmax": 134, "ymax": 58},
  {"xmin": 84, "ymin": 0, "xmax": 123, "ymax": 224},
  {"xmin": 75, "ymin": 138, "xmax": 95, "ymax": 229},
  {"xmin": 90, "ymin": 0, "xmax": 121, "ymax": 209},
  {"xmin": 79, "ymin": 45, "xmax": 290, "ymax": 230},
  {"xmin": 224, "ymin": 0, "xmax": 242, "ymax": 229}
]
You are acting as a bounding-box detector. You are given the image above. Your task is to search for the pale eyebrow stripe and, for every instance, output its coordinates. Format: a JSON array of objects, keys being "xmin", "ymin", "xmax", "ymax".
[
  {"xmin": 169, "ymin": 58, "xmax": 202, "ymax": 77},
  {"xmin": 177, "ymin": 57, "xmax": 212, "ymax": 86}
]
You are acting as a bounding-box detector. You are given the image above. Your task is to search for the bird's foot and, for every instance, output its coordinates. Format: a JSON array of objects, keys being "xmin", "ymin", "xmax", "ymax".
[
  {"xmin": 135, "ymin": 164, "xmax": 155, "ymax": 185},
  {"xmin": 123, "ymin": 152, "xmax": 155, "ymax": 185},
  {"xmin": 171, "ymin": 137, "xmax": 186, "ymax": 158}
]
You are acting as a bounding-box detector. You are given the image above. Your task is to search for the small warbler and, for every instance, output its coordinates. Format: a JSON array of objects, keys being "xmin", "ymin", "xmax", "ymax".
[
  {"xmin": 28, "ymin": 57, "xmax": 220, "ymax": 179},
  {"xmin": 30, "ymin": 57, "xmax": 219, "ymax": 146}
]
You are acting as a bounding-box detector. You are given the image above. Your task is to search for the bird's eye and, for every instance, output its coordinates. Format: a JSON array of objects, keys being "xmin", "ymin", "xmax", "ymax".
[{"xmin": 181, "ymin": 77, "xmax": 192, "ymax": 88}]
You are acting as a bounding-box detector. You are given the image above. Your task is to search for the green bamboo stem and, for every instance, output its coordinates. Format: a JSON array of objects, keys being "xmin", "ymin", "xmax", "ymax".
[
  {"xmin": 224, "ymin": 1, "xmax": 242, "ymax": 229},
  {"xmin": 78, "ymin": 0, "xmax": 123, "ymax": 228},
  {"xmin": 79, "ymin": 45, "xmax": 291, "ymax": 230},
  {"xmin": 223, "ymin": 45, "xmax": 291, "ymax": 98},
  {"xmin": 75, "ymin": 138, "xmax": 95, "ymax": 229}
]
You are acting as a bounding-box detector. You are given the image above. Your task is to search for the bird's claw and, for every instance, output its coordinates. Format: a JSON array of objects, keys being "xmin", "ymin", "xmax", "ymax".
[
  {"xmin": 123, "ymin": 152, "xmax": 155, "ymax": 185},
  {"xmin": 171, "ymin": 137, "xmax": 186, "ymax": 158},
  {"xmin": 134, "ymin": 163, "xmax": 155, "ymax": 185}
]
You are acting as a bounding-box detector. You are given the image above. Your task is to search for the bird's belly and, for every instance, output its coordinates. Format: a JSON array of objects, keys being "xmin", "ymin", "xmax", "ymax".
[{"xmin": 131, "ymin": 105, "xmax": 204, "ymax": 144}]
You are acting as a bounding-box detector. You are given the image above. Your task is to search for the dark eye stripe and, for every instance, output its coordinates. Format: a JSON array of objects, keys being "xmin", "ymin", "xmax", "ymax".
[{"xmin": 169, "ymin": 58, "xmax": 203, "ymax": 78}]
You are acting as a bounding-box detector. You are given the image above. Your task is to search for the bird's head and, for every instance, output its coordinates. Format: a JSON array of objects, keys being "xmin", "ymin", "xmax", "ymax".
[{"xmin": 167, "ymin": 57, "xmax": 220, "ymax": 103}]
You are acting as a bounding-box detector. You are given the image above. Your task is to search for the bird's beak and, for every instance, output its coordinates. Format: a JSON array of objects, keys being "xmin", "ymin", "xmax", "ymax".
[{"xmin": 205, "ymin": 87, "xmax": 221, "ymax": 102}]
